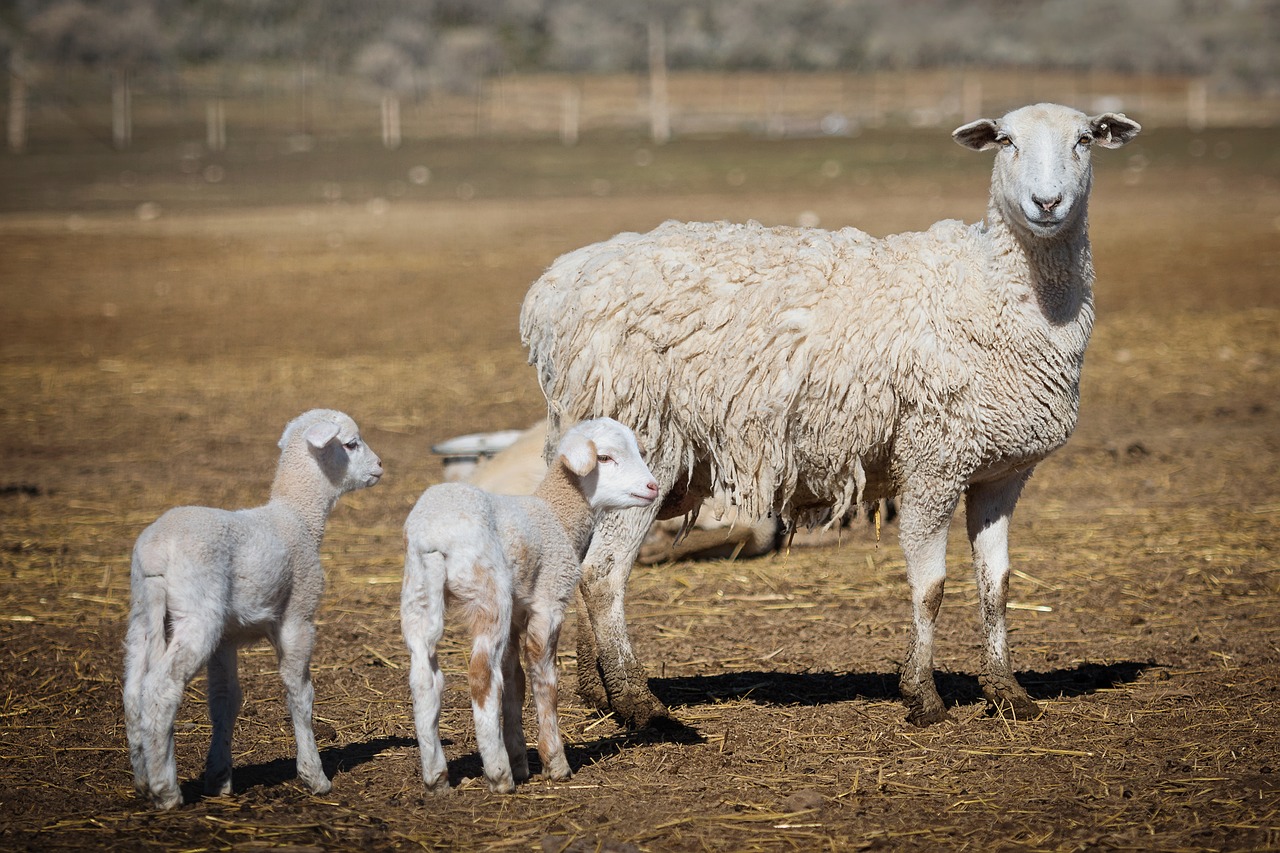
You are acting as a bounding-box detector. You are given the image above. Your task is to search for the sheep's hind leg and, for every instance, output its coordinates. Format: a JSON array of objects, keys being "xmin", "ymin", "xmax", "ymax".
[
  {"xmin": 469, "ymin": 629, "xmax": 515, "ymax": 793},
  {"xmin": 526, "ymin": 616, "xmax": 571, "ymax": 781},
  {"xmin": 966, "ymin": 472, "xmax": 1043, "ymax": 721},
  {"xmin": 203, "ymin": 642, "xmax": 241, "ymax": 796},
  {"xmin": 575, "ymin": 504, "xmax": 669, "ymax": 728},
  {"xmin": 897, "ymin": 489, "xmax": 960, "ymax": 727},
  {"xmin": 500, "ymin": 631, "xmax": 530, "ymax": 783},
  {"xmin": 402, "ymin": 568, "xmax": 450, "ymax": 792}
]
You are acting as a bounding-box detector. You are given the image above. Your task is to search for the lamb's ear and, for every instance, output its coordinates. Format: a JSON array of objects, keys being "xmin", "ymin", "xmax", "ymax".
[
  {"xmin": 1089, "ymin": 112, "xmax": 1141, "ymax": 148},
  {"xmin": 953, "ymin": 118, "xmax": 1000, "ymax": 151},
  {"xmin": 304, "ymin": 421, "xmax": 341, "ymax": 450},
  {"xmin": 559, "ymin": 434, "xmax": 598, "ymax": 477}
]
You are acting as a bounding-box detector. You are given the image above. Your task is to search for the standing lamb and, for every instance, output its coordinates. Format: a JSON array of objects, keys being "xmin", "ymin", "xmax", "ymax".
[
  {"xmin": 401, "ymin": 418, "xmax": 658, "ymax": 793},
  {"xmin": 521, "ymin": 103, "xmax": 1140, "ymax": 728},
  {"xmin": 123, "ymin": 408, "xmax": 383, "ymax": 809}
]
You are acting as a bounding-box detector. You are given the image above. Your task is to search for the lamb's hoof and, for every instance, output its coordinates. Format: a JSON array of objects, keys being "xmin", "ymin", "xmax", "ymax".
[
  {"xmin": 149, "ymin": 789, "xmax": 183, "ymax": 811},
  {"xmin": 486, "ymin": 774, "xmax": 516, "ymax": 794},
  {"xmin": 905, "ymin": 703, "xmax": 950, "ymax": 727},
  {"xmin": 301, "ymin": 774, "xmax": 332, "ymax": 796},
  {"xmin": 545, "ymin": 760, "xmax": 573, "ymax": 783},
  {"xmin": 203, "ymin": 772, "xmax": 233, "ymax": 797},
  {"xmin": 424, "ymin": 776, "xmax": 452, "ymax": 795},
  {"xmin": 989, "ymin": 696, "xmax": 1045, "ymax": 722}
]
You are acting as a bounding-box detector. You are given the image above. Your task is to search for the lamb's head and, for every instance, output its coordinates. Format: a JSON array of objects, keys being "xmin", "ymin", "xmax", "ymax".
[
  {"xmin": 954, "ymin": 103, "xmax": 1140, "ymax": 240},
  {"xmin": 277, "ymin": 408, "xmax": 384, "ymax": 496},
  {"xmin": 556, "ymin": 418, "xmax": 659, "ymax": 513}
]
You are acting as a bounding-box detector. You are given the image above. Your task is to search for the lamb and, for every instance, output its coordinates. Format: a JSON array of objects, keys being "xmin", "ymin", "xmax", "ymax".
[
  {"xmin": 123, "ymin": 409, "xmax": 383, "ymax": 809},
  {"xmin": 435, "ymin": 419, "xmax": 782, "ymax": 563},
  {"xmin": 401, "ymin": 418, "xmax": 658, "ymax": 793},
  {"xmin": 520, "ymin": 103, "xmax": 1140, "ymax": 728}
]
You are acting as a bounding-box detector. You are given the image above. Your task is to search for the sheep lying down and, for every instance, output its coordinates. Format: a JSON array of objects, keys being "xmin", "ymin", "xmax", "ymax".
[{"xmin": 521, "ymin": 103, "xmax": 1141, "ymax": 728}]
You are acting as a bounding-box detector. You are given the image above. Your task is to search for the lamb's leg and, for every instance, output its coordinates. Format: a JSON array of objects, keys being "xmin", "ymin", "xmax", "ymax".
[
  {"xmin": 525, "ymin": 615, "xmax": 571, "ymax": 781},
  {"xmin": 203, "ymin": 642, "xmax": 241, "ymax": 796},
  {"xmin": 402, "ymin": 548, "xmax": 450, "ymax": 791},
  {"xmin": 469, "ymin": 628, "xmax": 515, "ymax": 793},
  {"xmin": 141, "ymin": 615, "xmax": 219, "ymax": 809},
  {"xmin": 123, "ymin": 578, "xmax": 163, "ymax": 799},
  {"xmin": 966, "ymin": 471, "xmax": 1043, "ymax": 721},
  {"xmin": 575, "ymin": 503, "xmax": 669, "ymax": 728},
  {"xmin": 273, "ymin": 619, "xmax": 330, "ymax": 795},
  {"xmin": 897, "ymin": 488, "xmax": 960, "ymax": 727},
  {"xmin": 500, "ymin": 631, "xmax": 530, "ymax": 783}
]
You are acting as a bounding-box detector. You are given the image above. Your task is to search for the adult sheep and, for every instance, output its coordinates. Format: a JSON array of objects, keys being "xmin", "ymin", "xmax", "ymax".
[{"xmin": 520, "ymin": 103, "xmax": 1140, "ymax": 728}]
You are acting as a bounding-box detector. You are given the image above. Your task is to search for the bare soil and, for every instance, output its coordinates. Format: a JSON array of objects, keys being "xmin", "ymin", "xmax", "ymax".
[{"xmin": 0, "ymin": 126, "xmax": 1277, "ymax": 851}]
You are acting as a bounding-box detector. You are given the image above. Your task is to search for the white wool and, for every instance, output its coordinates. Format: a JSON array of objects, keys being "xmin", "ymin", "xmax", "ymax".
[
  {"xmin": 122, "ymin": 409, "xmax": 382, "ymax": 810},
  {"xmin": 520, "ymin": 103, "xmax": 1140, "ymax": 728}
]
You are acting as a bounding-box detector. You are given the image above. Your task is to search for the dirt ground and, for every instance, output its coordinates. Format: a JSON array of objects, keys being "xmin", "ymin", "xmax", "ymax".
[{"xmin": 0, "ymin": 123, "xmax": 1278, "ymax": 851}]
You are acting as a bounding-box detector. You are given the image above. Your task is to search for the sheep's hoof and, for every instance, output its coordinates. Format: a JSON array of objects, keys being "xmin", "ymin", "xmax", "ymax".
[
  {"xmin": 486, "ymin": 775, "xmax": 516, "ymax": 794},
  {"xmin": 150, "ymin": 789, "xmax": 183, "ymax": 811},
  {"xmin": 905, "ymin": 703, "xmax": 950, "ymax": 728},
  {"xmin": 989, "ymin": 695, "xmax": 1045, "ymax": 722},
  {"xmin": 203, "ymin": 772, "xmax": 233, "ymax": 797},
  {"xmin": 424, "ymin": 776, "xmax": 452, "ymax": 795},
  {"xmin": 545, "ymin": 760, "xmax": 573, "ymax": 783}
]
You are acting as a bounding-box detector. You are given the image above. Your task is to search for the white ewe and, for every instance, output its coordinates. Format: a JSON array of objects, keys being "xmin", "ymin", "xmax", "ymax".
[
  {"xmin": 401, "ymin": 418, "xmax": 658, "ymax": 793},
  {"xmin": 123, "ymin": 409, "xmax": 383, "ymax": 809},
  {"xmin": 521, "ymin": 103, "xmax": 1140, "ymax": 727}
]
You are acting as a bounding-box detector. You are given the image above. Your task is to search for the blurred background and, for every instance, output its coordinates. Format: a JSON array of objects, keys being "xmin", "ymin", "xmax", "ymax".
[{"xmin": 2, "ymin": 0, "xmax": 1278, "ymax": 158}]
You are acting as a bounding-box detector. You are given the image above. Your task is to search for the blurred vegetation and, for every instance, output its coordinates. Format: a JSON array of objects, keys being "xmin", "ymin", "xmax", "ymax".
[{"xmin": 2, "ymin": 0, "xmax": 1279, "ymax": 96}]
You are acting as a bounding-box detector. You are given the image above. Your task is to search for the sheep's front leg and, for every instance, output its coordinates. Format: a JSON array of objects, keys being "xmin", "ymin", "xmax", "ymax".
[
  {"xmin": 897, "ymin": 488, "xmax": 960, "ymax": 727},
  {"xmin": 525, "ymin": 616, "xmax": 571, "ymax": 782},
  {"xmin": 273, "ymin": 619, "xmax": 330, "ymax": 795},
  {"xmin": 501, "ymin": 632, "xmax": 530, "ymax": 783},
  {"xmin": 966, "ymin": 471, "xmax": 1043, "ymax": 721},
  {"xmin": 575, "ymin": 505, "xmax": 668, "ymax": 728},
  {"xmin": 203, "ymin": 642, "xmax": 241, "ymax": 796}
]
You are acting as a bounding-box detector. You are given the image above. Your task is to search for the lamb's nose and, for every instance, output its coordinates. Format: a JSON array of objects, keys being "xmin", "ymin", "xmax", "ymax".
[{"xmin": 1033, "ymin": 194, "xmax": 1062, "ymax": 213}]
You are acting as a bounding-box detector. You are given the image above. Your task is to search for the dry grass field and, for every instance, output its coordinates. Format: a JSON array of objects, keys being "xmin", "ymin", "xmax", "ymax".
[{"xmin": 0, "ymin": 115, "xmax": 1278, "ymax": 850}]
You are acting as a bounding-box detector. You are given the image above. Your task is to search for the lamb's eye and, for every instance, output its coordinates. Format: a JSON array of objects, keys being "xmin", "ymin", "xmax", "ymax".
[
  {"xmin": 597, "ymin": 454, "xmax": 612, "ymax": 464},
  {"xmin": 343, "ymin": 439, "xmax": 360, "ymax": 451},
  {"xmin": 1078, "ymin": 133, "xmax": 1093, "ymax": 146},
  {"xmin": 996, "ymin": 135, "xmax": 1013, "ymax": 147}
]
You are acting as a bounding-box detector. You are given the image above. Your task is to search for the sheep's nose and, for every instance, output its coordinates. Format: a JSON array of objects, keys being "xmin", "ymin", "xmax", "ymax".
[{"xmin": 1033, "ymin": 193, "xmax": 1062, "ymax": 213}]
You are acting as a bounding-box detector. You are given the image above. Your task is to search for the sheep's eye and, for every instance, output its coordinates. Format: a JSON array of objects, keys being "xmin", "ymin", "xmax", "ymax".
[
  {"xmin": 597, "ymin": 454, "xmax": 612, "ymax": 464},
  {"xmin": 1078, "ymin": 133, "xmax": 1094, "ymax": 146},
  {"xmin": 343, "ymin": 439, "xmax": 360, "ymax": 451},
  {"xmin": 996, "ymin": 135, "xmax": 1013, "ymax": 147}
]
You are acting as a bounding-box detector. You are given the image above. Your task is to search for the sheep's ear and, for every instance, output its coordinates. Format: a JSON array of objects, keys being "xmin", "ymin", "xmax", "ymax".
[
  {"xmin": 559, "ymin": 435, "xmax": 598, "ymax": 477},
  {"xmin": 1089, "ymin": 113, "xmax": 1141, "ymax": 148},
  {"xmin": 952, "ymin": 118, "xmax": 1001, "ymax": 151},
  {"xmin": 304, "ymin": 421, "xmax": 341, "ymax": 450}
]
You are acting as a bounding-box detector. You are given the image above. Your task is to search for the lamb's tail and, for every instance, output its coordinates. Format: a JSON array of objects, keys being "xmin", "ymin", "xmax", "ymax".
[{"xmin": 123, "ymin": 543, "xmax": 168, "ymax": 794}]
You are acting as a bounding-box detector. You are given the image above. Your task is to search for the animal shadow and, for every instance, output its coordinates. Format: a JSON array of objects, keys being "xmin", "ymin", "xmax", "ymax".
[
  {"xmin": 178, "ymin": 734, "xmax": 418, "ymax": 804},
  {"xmin": 438, "ymin": 715, "xmax": 704, "ymax": 788},
  {"xmin": 649, "ymin": 660, "xmax": 1154, "ymax": 711}
]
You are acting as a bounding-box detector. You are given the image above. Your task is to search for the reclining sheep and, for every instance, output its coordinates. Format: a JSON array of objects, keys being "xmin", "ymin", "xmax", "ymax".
[
  {"xmin": 123, "ymin": 409, "xmax": 383, "ymax": 809},
  {"xmin": 401, "ymin": 418, "xmax": 658, "ymax": 793},
  {"xmin": 520, "ymin": 103, "xmax": 1140, "ymax": 728}
]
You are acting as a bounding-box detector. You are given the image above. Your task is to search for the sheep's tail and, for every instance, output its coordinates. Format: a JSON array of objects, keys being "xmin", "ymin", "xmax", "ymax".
[{"xmin": 123, "ymin": 543, "xmax": 168, "ymax": 793}]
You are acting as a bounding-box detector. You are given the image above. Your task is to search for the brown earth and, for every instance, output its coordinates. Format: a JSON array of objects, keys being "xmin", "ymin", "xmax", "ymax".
[{"xmin": 0, "ymin": 125, "xmax": 1277, "ymax": 851}]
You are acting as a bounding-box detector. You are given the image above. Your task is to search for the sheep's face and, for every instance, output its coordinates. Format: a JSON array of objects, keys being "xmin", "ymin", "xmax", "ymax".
[
  {"xmin": 954, "ymin": 103, "xmax": 1140, "ymax": 239},
  {"xmin": 559, "ymin": 418, "xmax": 659, "ymax": 513},
  {"xmin": 282, "ymin": 409, "xmax": 384, "ymax": 493}
]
